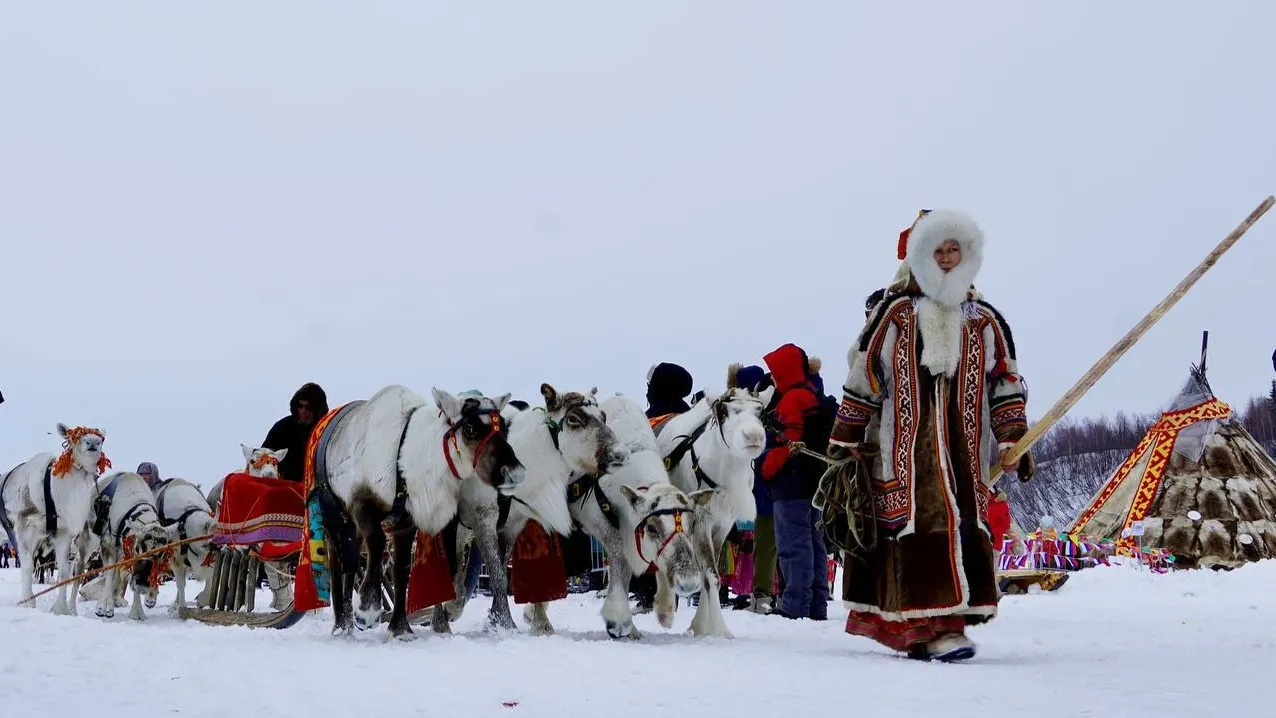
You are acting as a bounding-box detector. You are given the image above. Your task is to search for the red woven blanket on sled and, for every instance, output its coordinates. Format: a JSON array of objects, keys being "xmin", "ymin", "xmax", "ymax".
[{"xmin": 212, "ymin": 472, "xmax": 306, "ymax": 558}]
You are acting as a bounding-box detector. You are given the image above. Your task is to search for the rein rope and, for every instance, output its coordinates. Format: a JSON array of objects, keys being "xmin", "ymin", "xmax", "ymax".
[
  {"xmin": 660, "ymin": 395, "xmax": 735, "ymax": 489},
  {"xmin": 17, "ymin": 532, "xmax": 213, "ymax": 605}
]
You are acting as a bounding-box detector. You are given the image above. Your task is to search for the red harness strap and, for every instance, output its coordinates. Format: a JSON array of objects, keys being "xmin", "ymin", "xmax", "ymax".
[
  {"xmin": 442, "ymin": 411, "xmax": 504, "ymax": 480},
  {"xmin": 634, "ymin": 508, "xmax": 687, "ymax": 569}
]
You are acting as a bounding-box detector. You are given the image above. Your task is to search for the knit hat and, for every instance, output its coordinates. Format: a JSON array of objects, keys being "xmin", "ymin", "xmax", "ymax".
[
  {"xmin": 136, "ymin": 462, "xmax": 160, "ymax": 482},
  {"xmin": 734, "ymin": 364, "xmax": 766, "ymax": 391}
]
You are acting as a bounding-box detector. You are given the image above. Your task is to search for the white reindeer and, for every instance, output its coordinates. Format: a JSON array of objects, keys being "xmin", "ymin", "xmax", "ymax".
[
  {"xmin": 433, "ymin": 384, "xmax": 628, "ymax": 634},
  {"xmin": 653, "ymin": 366, "xmax": 771, "ymax": 638},
  {"xmin": 90, "ymin": 471, "xmax": 176, "ymax": 620},
  {"xmin": 528, "ymin": 395, "xmax": 710, "ymax": 639},
  {"xmin": 201, "ymin": 445, "xmax": 293, "ymax": 610},
  {"xmin": 153, "ymin": 478, "xmax": 217, "ymax": 616},
  {"xmin": 319, "ymin": 385, "xmax": 525, "ymax": 640},
  {"xmin": 0, "ymin": 423, "xmax": 111, "ymax": 615}
]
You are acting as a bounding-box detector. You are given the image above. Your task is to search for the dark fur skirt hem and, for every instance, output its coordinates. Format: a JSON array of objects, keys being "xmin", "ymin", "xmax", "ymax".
[{"xmin": 845, "ymin": 610, "xmax": 967, "ymax": 652}]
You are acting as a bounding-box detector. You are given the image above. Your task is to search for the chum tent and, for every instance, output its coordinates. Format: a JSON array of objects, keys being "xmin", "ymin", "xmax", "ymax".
[{"xmin": 1066, "ymin": 357, "xmax": 1276, "ymax": 570}]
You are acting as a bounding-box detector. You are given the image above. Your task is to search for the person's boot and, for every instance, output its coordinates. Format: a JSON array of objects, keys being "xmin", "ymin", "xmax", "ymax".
[{"xmin": 926, "ymin": 633, "xmax": 976, "ymax": 662}]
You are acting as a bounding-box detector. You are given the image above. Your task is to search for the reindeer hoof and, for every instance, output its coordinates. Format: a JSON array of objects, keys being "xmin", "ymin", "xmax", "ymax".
[
  {"xmin": 389, "ymin": 624, "xmax": 417, "ymax": 642},
  {"xmin": 95, "ymin": 606, "xmax": 115, "ymax": 618},
  {"xmin": 606, "ymin": 619, "xmax": 639, "ymax": 640},
  {"xmin": 657, "ymin": 611, "xmax": 675, "ymax": 629},
  {"xmin": 145, "ymin": 597, "xmax": 157, "ymax": 609}
]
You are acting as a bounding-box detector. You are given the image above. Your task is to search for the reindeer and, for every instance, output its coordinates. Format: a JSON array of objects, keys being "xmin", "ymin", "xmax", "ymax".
[
  {"xmin": 0, "ymin": 423, "xmax": 112, "ymax": 615},
  {"xmin": 153, "ymin": 478, "xmax": 217, "ymax": 616},
  {"xmin": 317, "ymin": 385, "xmax": 525, "ymax": 640},
  {"xmin": 653, "ymin": 365, "xmax": 772, "ymax": 638},
  {"xmin": 432, "ymin": 384, "xmax": 628, "ymax": 634},
  {"xmin": 524, "ymin": 395, "xmax": 710, "ymax": 639},
  {"xmin": 90, "ymin": 471, "xmax": 176, "ymax": 620}
]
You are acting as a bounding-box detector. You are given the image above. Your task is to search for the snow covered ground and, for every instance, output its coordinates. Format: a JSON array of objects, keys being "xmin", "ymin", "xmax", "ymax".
[{"xmin": 2, "ymin": 562, "xmax": 1275, "ymax": 717}]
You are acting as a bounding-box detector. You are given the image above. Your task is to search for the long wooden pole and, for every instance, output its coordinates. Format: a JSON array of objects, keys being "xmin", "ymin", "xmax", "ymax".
[{"xmin": 994, "ymin": 195, "xmax": 1274, "ymax": 481}]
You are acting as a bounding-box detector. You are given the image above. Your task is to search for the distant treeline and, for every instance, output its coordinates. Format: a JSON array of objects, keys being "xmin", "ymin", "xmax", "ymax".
[{"xmin": 1032, "ymin": 382, "xmax": 1276, "ymax": 464}]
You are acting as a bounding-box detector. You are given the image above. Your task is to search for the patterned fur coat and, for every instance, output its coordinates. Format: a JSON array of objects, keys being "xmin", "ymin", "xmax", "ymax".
[{"xmin": 829, "ymin": 209, "xmax": 1029, "ymax": 648}]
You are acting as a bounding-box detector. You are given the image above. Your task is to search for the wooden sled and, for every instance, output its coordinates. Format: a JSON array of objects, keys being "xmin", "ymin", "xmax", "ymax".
[{"xmin": 997, "ymin": 568, "xmax": 1070, "ymax": 594}]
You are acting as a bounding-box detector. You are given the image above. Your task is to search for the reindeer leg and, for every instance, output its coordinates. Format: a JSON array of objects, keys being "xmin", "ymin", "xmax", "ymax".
[
  {"xmin": 50, "ymin": 534, "xmax": 73, "ymax": 616},
  {"xmin": 17, "ymin": 528, "xmax": 35, "ymax": 606},
  {"xmin": 171, "ymin": 562, "xmax": 188, "ymax": 618},
  {"xmin": 265, "ymin": 559, "xmax": 292, "ymax": 610},
  {"xmin": 689, "ymin": 525, "xmax": 733, "ymax": 639},
  {"xmin": 471, "ymin": 513, "xmax": 514, "ymax": 632},
  {"xmin": 600, "ymin": 536, "xmax": 639, "ymax": 640},
  {"xmin": 654, "ymin": 569, "xmax": 676, "ymax": 629},
  {"xmin": 129, "ymin": 571, "xmax": 147, "ymax": 621},
  {"xmin": 352, "ymin": 512, "xmax": 388, "ymax": 631},
  {"xmin": 95, "ymin": 546, "xmax": 117, "ymax": 618},
  {"xmin": 68, "ymin": 532, "xmax": 87, "ymax": 614},
  {"xmin": 386, "ymin": 525, "xmax": 417, "ymax": 641},
  {"xmin": 322, "ymin": 518, "xmax": 353, "ymax": 636},
  {"xmin": 525, "ymin": 601, "xmax": 554, "ymax": 636}
]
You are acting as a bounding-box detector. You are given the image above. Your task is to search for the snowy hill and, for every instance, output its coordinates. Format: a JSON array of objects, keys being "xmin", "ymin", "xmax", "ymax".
[{"xmin": 1001, "ymin": 449, "xmax": 1129, "ymax": 531}]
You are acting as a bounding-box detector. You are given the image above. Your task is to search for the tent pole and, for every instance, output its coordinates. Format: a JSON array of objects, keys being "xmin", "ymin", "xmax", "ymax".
[{"xmin": 994, "ymin": 195, "xmax": 1274, "ymax": 482}]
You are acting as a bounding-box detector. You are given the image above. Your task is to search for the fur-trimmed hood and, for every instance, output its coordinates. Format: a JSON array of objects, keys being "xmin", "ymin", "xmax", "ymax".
[{"xmin": 899, "ymin": 209, "xmax": 985, "ymax": 308}]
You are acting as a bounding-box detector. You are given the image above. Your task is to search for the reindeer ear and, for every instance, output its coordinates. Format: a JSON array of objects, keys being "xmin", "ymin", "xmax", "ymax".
[
  {"xmin": 273, "ymin": 448, "xmax": 288, "ymax": 461},
  {"xmin": 618, "ymin": 484, "xmax": 645, "ymax": 508},
  {"xmin": 540, "ymin": 384, "xmax": 560, "ymax": 412},
  {"xmin": 432, "ymin": 388, "xmax": 462, "ymax": 422},
  {"xmin": 241, "ymin": 444, "xmax": 253, "ymax": 462},
  {"xmin": 57, "ymin": 422, "xmax": 70, "ymax": 439},
  {"xmin": 492, "ymin": 393, "xmax": 512, "ymax": 412},
  {"xmin": 758, "ymin": 386, "xmax": 776, "ymax": 406},
  {"xmin": 688, "ymin": 488, "xmax": 715, "ymax": 507}
]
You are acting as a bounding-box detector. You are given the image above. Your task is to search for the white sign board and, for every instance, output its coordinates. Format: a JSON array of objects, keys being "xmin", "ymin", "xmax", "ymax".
[{"xmin": 1129, "ymin": 520, "xmax": 1145, "ymax": 536}]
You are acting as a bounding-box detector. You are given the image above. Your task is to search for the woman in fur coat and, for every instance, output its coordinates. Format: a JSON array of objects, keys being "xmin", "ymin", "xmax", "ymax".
[{"xmin": 826, "ymin": 208, "xmax": 1034, "ymax": 662}]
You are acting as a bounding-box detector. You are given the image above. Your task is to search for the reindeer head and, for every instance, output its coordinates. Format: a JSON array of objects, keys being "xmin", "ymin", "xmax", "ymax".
[
  {"xmin": 619, "ymin": 483, "xmax": 710, "ymax": 597},
  {"xmin": 699, "ymin": 382, "xmax": 768, "ymax": 460},
  {"xmin": 241, "ymin": 445, "xmax": 287, "ymax": 478},
  {"xmin": 128, "ymin": 520, "xmax": 175, "ymax": 607},
  {"xmin": 434, "ymin": 388, "xmax": 525, "ymax": 494},
  {"xmin": 53, "ymin": 423, "xmax": 110, "ymax": 478},
  {"xmin": 540, "ymin": 384, "xmax": 628, "ymax": 475}
]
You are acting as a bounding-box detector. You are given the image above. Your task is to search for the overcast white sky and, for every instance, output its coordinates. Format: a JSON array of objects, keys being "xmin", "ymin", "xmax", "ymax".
[{"xmin": 3, "ymin": 2, "xmax": 1274, "ymax": 485}]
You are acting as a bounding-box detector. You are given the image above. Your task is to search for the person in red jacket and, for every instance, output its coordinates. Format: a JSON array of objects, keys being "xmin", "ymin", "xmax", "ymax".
[
  {"xmin": 986, "ymin": 489, "xmax": 1013, "ymax": 553},
  {"xmin": 761, "ymin": 342, "xmax": 830, "ymax": 621}
]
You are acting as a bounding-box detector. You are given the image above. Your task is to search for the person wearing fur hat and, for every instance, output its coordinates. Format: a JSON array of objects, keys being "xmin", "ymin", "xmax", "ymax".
[
  {"xmin": 826, "ymin": 208, "xmax": 1034, "ymax": 662},
  {"xmin": 645, "ymin": 362, "xmax": 695, "ymax": 420},
  {"xmin": 262, "ymin": 382, "xmax": 330, "ymax": 483}
]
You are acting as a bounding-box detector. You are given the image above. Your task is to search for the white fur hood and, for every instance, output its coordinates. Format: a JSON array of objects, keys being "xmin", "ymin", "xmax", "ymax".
[{"xmin": 903, "ymin": 208, "xmax": 985, "ymax": 308}]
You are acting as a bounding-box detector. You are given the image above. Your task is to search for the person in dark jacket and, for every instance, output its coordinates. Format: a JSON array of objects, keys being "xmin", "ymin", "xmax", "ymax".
[
  {"xmin": 760, "ymin": 343, "xmax": 830, "ymax": 620},
  {"xmin": 633, "ymin": 362, "xmax": 695, "ymax": 611},
  {"xmin": 262, "ymin": 383, "xmax": 329, "ymax": 483},
  {"xmin": 645, "ymin": 362, "xmax": 694, "ymax": 419}
]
